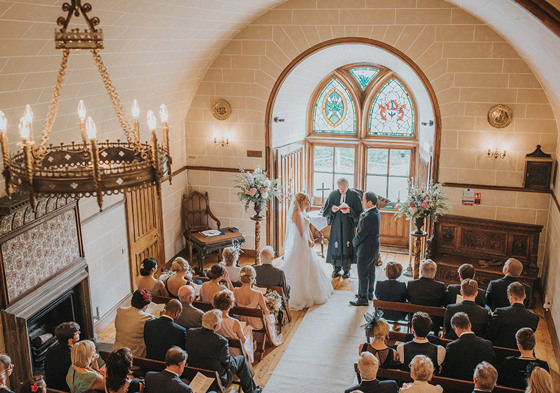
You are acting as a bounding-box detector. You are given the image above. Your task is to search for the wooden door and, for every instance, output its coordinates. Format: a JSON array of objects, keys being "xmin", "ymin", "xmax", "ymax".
[
  {"xmin": 124, "ymin": 186, "xmax": 165, "ymax": 291},
  {"xmin": 379, "ymin": 211, "xmax": 410, "ymax": 248}
]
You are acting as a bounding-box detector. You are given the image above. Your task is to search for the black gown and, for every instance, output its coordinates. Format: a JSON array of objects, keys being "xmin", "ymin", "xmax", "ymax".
[{"xmin": 322, "ymin": 189, "xmax": 363, "ymax": 271}]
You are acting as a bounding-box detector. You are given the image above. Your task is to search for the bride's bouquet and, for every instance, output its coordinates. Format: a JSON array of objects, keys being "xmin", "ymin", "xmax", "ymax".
[
  {"xmin": 264, "ymin": 289, "xmax": 284, "ymax": 314},
  {"xmin": 232, "ymin": 165, "xmax": 282, "ymax": 212}
]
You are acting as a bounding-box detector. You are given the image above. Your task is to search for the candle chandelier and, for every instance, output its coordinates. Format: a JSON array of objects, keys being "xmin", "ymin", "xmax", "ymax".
[{"xmin": 0, "ymin": 0, "xmax": 172, "ymax": 211}]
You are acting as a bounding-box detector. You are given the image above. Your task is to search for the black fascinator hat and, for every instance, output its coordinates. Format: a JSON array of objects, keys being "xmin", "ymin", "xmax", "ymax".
[{"xmin": 361, "ymin": 309, "xmax": 384, "ymax": 336}]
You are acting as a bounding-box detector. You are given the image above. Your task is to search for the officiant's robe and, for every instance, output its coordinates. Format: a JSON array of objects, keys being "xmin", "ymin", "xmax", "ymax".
[{"xmin": 322, "ymin": 189, "xmax": 363, "ymax": 268}]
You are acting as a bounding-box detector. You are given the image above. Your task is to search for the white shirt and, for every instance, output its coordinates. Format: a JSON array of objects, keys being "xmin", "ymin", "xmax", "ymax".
[{"xmin": 340, "ymin": 192, "xmax": 346, "ymax": 204}]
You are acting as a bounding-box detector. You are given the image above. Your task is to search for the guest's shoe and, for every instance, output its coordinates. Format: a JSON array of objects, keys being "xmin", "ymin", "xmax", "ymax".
[
  {"xmin": 332, "ymin": 270, "xmax": 341, "ymax": 278},
  {"xmin": 354, "ymin": 294, "xmax": 374, "ymax": 301},
  {"xmin": 342, "ymin": 271, "xmax": 351, "ymax": 279},
  {"xmin": 349, "ymin": 300, "xmax": 369, "ymax": 307},
  {"xmin": 253, "ymin": 387, "xmax": 263, "ymax": 393}
]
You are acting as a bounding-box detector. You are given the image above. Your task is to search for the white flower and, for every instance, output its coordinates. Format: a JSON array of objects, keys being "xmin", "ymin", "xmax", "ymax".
[
  {"xmin": 409, "ymin": 207, "xmax": 418, "ymax": 216},
  {"xmin": 264, "ymin": 179, "xmax": 271, "ymax": 187}
]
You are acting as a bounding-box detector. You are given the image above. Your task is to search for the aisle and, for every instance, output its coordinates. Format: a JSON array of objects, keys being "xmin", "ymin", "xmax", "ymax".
[{"xmin": 263, "ymin": 290, "xmax": 371, "ymax": 393}]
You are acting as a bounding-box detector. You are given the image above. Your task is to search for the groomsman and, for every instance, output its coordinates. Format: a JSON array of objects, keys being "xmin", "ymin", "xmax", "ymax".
[{"xmin": 350, "ymin": 192, "xmax": 380, "ymax": 306}]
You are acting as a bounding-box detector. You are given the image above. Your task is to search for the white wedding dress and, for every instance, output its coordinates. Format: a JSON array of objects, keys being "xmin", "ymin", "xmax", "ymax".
[{"xmin": 280, "ymin": 203, "xmax": 334, "ymax": 310}]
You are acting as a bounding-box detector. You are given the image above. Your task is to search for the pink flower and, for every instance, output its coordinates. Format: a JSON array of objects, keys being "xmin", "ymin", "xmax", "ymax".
[
  {"xmin": 420, "ymin": 201, "xmax": 428, "ymax": 209},
  {"xmin": 248, "ymin": 188, "xmax": 257, "ymax": 196},
  {"xmin": 260, "ymin": 188, "xmax": 265, "ymax": 193},
  {"xmin": 409, "ymin": 201, "xmax": 415, "ymax": 208}
]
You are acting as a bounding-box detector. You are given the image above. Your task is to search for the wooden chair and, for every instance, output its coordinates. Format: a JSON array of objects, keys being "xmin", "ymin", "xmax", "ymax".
[{"xmin": 183, "ymin": 191, "xmax": 221, "ymax": 263}]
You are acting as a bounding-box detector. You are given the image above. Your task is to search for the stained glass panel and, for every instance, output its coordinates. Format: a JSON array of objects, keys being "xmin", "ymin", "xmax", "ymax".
[
  {"xmin": 313, "ymin": 78, "xmax": 356, "ymax": 134},
  {"xmin": 368, "ymin": 78, "xmax": 415, "ymax": 137},
  {"xmin": 349, "ymin": 67, "xmax": 379, "ymax": 90}
]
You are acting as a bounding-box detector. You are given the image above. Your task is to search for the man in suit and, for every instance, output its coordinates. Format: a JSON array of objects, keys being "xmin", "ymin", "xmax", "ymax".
[
  {"xmin": 144, "ymin": 299, "xmax": 187, "ymax": 361},
  {"xmin": 44, "ymin": 321, "xmax": 80, "ymax": 391},
  {"xmin": 444, "ymin": 263, "xmax": 486, "ymax": 307},
  {"xmin": 185, "ymin": 310, "xmax": 262, "ymax": 393},
  {"xmin": 176, "ymin": 285, "xmax": 204, "ymax": 329},
  {"xmin": 350, "ymin": 191, "xmax": 380, "ymax": 306},
  {"xmin": 443, "ymin": 279, "xmax": 490, "ymax": 339},
  {"xmin": 253, "ymin": 246, "xmax": 290, "ymax": 299},
  {"xmin": 441, "ymin": 312, "xmax": 496, "ymax": 381},
  {"xmin": 345, "ymin": 352, "xmax": 398, "ymax": 393},
  {"xmin": 145, "ymin": 346, "xmax": 193, "ymax": 393},
  {"xmin": 486, "ymin": 282, "xmax": 539, "ymax": 348},
  {"xmin": 473, "ymin": 361, "xmax": 498, "ymax": 393},
  {"xmin": 407, "ymin": 260, "xmax": 446, "ymax": 331},
  {"xmin": 485, "ymin": 258, "xmax": 532, "ymax": 310}
]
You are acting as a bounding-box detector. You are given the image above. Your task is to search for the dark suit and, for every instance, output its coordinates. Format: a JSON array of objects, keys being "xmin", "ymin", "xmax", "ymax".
[
  {"xmin": 253, "ymin": 264, "xmax": 290, "ymax": 299},
  {"xmin": 444, "ymin": 284, "xmax": 486, "ymax": 307},
  {"xmin": 145, "ymin": 369, "xmax": 192, "ymax": 393},
  {"xmin": 486, "ymin": 303, "xmax": 539, "ymax": 348},
  {"xmin": 375, "ymin": 280, "xmax": 407, "ymax": 321},
  {"xmin": 441, "ymin": 333, "xmax": 496, "ymax": 381},
  {"xmin": 144, "ymin": 316, "xmax": 187, "ymax": 361},
  {"xmin": 443, "ymin": 300, "xmax": 490, "ymax": 339},
  {"xmin": 44, "ymin": 342, "xmax": 71, "ymax": 391},
  {"xmin": 485, "ymin": 275, "xmax": 532, "ymax": 310},
  {"xmin": 185, "ymin": 327, "xmax": 257, "ymax": 393},
  {"xmin": 352, "ymin": 207, "xmax": 380, "ymax": 302},
  {"xmin": 407, "ymin": 276, "xmax": 446, "ymax": 332},
  {"xmin": 345, "ymin": 379, "xmax": 398, "ymax": 393}
]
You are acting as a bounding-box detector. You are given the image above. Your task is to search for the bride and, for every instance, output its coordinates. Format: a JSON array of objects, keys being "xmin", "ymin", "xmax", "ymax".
[{"xmin": 281, "ymin": 192, "xmax": 334, "ymax": 310}]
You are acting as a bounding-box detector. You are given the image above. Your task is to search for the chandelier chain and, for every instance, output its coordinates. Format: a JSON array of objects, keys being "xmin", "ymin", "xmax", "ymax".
[{"xmin": 35, "ymin": 49, "xmax": 70, "ymax": 164}]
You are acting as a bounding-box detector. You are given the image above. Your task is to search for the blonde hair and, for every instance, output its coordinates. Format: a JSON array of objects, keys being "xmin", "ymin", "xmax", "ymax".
[
  {"xmin": 410, "ymin": 355, "xmax": 434, "ymax": 382},
  {"xmin": 358, "ymin": 352, "xmax": 379, "ymax": 380},
  {"xmin": 372, "ymin": 318, "xmax": 389, "ymax": 340},
  {"xmin": 71, "ymin": 340, "xmax": 96, "ymax": 368},
  {"xmin": 171, "ymin": 257, "xmax": 189, "ymax": 272},
  {"xmin": 222, "ymin": 247, "xmax": 239, "ymax": 266},
  {"xmin": 240, "ymin": 266, "xmax": 256, "ymax": 284},
  {"xmin": 526, "ymin": 367, "xmax": 553, "ymax": 393}
]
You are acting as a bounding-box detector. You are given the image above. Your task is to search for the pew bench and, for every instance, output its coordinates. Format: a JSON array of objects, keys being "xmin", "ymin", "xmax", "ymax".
[{"xmin": 372, "ymin": 299, "xmax": 446, "ymax": 331}]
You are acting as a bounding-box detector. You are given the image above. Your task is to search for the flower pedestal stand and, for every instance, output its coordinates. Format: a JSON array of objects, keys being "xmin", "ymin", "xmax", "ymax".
[{"xmin": 251, "ymin": 202, "xmax": 265, "ymax": 265}]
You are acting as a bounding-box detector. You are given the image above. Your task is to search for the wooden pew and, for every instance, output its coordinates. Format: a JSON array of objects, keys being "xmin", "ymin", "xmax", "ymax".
[
  {"xmin": 372, "ymin": 299, "xmax": 446, "ymax": 331},
  {"xmin": 47, "ymin": 389, "xmax": 69, "ymax": 393}
]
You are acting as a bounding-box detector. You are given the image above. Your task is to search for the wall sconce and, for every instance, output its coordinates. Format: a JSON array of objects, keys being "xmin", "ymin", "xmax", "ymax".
[
  {"xmin": 487, "ymin": 148, "xmax": 506, "ymax": 159},
  {"xmin": 214, "ymin": 136, "xmax": 229, "ymax": 147}
]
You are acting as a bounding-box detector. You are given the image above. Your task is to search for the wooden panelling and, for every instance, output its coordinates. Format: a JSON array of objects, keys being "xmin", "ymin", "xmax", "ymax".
[{"xmin": 380, "ymin": 211, "xmax": 410, "ymax": 248}]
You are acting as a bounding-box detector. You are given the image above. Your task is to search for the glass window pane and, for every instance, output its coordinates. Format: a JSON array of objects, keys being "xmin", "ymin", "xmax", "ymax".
[
  {"xmin": 349, "ymin": 67, "xmax": 379, "ymax": 90},
  {"xmin": 366, "ymin": 175, "xmax": 387, "ymax": 198},
  {"xmin": 313, "ymin": 78, "xmax": 356, "ymax": 134},
  {"xmin": 334, "ymin": 147, "xmax": 355, "ymax": 175},
  {"xmin": 313, "ymin": 172, "xmax": 333, "ymax": 198},
  {"xmin": 389, "ymin": 149, "xmax": 411, "ymax": 177},
  {"xmin": 388, "ymin": 176, "xmax": 409, "ymax": 202},
  {"xmin": 314, "ymin": 146, "xmax": 333, "ymax": 172},
  {"xmin": 367, "ymin": 149, "xmax": 388, "ymax": 175},
  {"xmin": 368, "ymin": 78, "xmax": 415, "ymax": 137}
]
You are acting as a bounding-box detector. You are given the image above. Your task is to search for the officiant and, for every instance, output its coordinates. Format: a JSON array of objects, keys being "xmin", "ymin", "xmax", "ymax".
[{"xmin": 322, "ymin": 178, "xmax": 363, "ymax": 278}]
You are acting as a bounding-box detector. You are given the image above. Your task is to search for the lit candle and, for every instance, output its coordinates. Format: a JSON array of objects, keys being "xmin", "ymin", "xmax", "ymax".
[
  {"xmin": 147, "ymin": 110, "xmax": 157, "ymax": 132},
  {"xmin": 18, "ymin": 116, "xmax": 30, "ymax": 140},
  {"xmin": 86, "ymin": 116, "xmax": 97, "ymax": 140},
  {"xmin": 78, "ymin": 100, "xmax": 87, "ymax": 142},
  {"xmin": 0, "ymin": 111, "xmax": 10, "ymax": 166},
  {"xmin": 159, "ymin": 104, "xmax": 168, "ymax": 123},
  {"xmin": 24, "ymin": 105, "xmax": 33, "ymax": 139},
  {"xmin": 0, "ymin": 111, "xmax": 7, "ymax": 132}
]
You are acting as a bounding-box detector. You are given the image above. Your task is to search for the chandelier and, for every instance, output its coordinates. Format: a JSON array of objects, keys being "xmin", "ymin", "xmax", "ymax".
[{"xmin": 0, "ymin": 0, "xmax": 172, "ymax": 211}]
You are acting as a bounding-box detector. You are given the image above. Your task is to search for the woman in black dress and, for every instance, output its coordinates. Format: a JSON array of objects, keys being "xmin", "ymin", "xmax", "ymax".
[
  {"xmin": 374, "ymin": 262, "xmax": 407, "ymax": 323},
  {"xmin": 0, "ymin": 355, "xmax": 14, "ymax": 393},
  {"xmin": 359, "ymin": 312, "xmax": 398, "ymax": 369},
  {"xmin": 105, "ymin": 348, "xmax": 144, "ymax": 393}
]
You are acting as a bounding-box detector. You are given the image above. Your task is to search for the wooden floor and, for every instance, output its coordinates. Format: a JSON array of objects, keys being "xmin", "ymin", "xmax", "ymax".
[{"xmin": 97, "ymin": 247, "xmax": 560, "ymax": 389}]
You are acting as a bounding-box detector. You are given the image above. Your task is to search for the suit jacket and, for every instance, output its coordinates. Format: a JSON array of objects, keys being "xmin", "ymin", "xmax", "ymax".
[
  {"xmin": 345, "ymin": 379, "xmax": 399, "ymax": 393},
  {"xmin": 486, "ymin": 303, "xmax": 539, "ymax": 348},
  {"xmin": 485, "ymin": 275, "xmax": 532, "ymax": 310},
  {"xmin": 441, "ymin": 333, "xmax": 496, "ymax": 381},
  {"xmin": 145, "ymin": 369, "xmax": 192, "ymax": 393},
  {"xmin": 443, "ymin": 300, "xmax": 490, "ymax": 339},
  {"xmin": 407, "ymin": 277, "xmax": 446, "ymax": 307},
  {"xmin": 375, "ymin": 280, "xmax": 407, "ymax": 321},
  {"xmin": 185, "ymin": 327, "xmax": 234, "ymax": 387},
  {"xmin": 44, "ymin": 342, "xmax": 71, "ymax": 391},
  {"xmin": 352, "ymin": 207, "xmax": 381, "ymax": 264},
  {"xmin": 444, "ymin": 284, "xmax": 486, "ymax": 307},
  {"xmin": 253, "ymin": 264, "xmax": 291, "ymax": 299},
  {"xmin": 144, "ymin": 316, "xmax": 187, "ymax": 361},
  {"xmin": 176, "ymin": 302, "xmax": 204, "ymax": 329},
  {"xmin": 114, "ymin": 306, "xmax": 154, "ymax": 357}
]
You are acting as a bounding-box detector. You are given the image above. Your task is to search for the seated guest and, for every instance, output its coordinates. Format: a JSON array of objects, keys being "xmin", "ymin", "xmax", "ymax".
[
  {"xmin": 407, "ymin": 260, "xmax": 445, "ymax": 332},
  {"xmin": 441, "ymin": 312, "xmax": 496, "ymax": 381},
  {"xmin": 253, "ymin": 246, "xmax": 290, "ymax": 300},
  {"xmin": 185, "ymin": 310, "xmax": 262, "ymax": 393},
  {"xmin": 485, "ymin": 258, "xmax": 532, "ymax": 310},
  {"xmin": 345, "ymin": 352, "xmax": 398, "ymax": 393},
  {"xmin": 443, "ymin": 263, "xmax": 485, "ymax": 306},
  {"xmin": 486, "ymin": 282, "xmax": 539, "ymax": 349},
  {"xmin": 220, "ymin": 246, "xmax": 242, "ymax": 283},
  {"xmin": 162, "ymin": 258, "xmax": 193, "ymax": 299},
  {"xmin": 45, "ymin": 321, "xmax": 80, "ymax": 391},
  {"xmin": 401, "ymin": 355, "xmax": 442, "ymax": 393},
  {"xmin": 18, "ymin": 376, "xmax": 46, "ymax": 393},
  {"xmin": 114, "ymin": 289, "xmax": 154, "ymax": 357},
  {"xmin": 105, "ymin": 348, "xmax": 143, "ymax": 393},
  {"xmin": 526, "ymin": 367, "xmax": 553, "ymax": 393},
  {"xmin": 214, "ymin": 290, "xmax": 254, "ymax": 363},
  {"xmin": 473, "ymin": 361, "xmax": 498, "ymax": 393},
  {"xmin": 234, "ymin": 266, "xmax": 282, "ymax": 346},
  {"xmin": 137, "ymin": 257, "xmax": 168, "ymax": 297},
  {"xmin": 144, "ymin": 299, "xmax": 187, "ymax": 361},
  {"xmin": 359, "ymin": 313, "xmax": 397, "ymax": 368},
  {"xmin": 397, "ymin": 312, "xmax": 445, "ymax": 373},
  {"xmin": 200, "ymin": 264, "xmax": 234, "ymax": 303},
  {"xmin": 498, "ymin": 328, "xmax": 549, "ymax": 389},
  {"xmin": 0, "ymin": 354, "xmax": 14, "ymax": 393},
  {"xmin": 144, "ymin": 346, "xmax": 192, "ymax": 393},
  {"xmin": 374, "ymin": 261, "xmax": 407, "ymax": 321},
  {"xmin": 176, "ymin": 285, "xmax": 204, "ymax": 329},
  {"xmin": 66, "ymin": 340, "xmax": 105, "ymax": 393},
  {"xmin": 443, "ymin": 279, "xmax": 490, "ymax": 339}
]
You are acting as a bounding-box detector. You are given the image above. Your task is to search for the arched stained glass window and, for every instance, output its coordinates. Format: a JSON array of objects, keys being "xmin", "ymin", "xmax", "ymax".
[
  {"xmin": 368, "ymin": 78, "xmax": 415, "ymax": 137},
  {"xmin": 313, "ymin": 78, "xmax": 356, "ymax": 134},
  {"xmin": 349, "ymin": 67, "xmax": 379, "ymax": 90}
]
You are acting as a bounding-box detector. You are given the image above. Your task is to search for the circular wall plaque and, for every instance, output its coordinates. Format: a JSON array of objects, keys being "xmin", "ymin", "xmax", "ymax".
[
  {"xmin": 211, "ymin": 99, "xmax": 232, "ymax": 121},
  {"xmin": 487, "ymin": 104, "xmax": 513, "ymax": 128}
]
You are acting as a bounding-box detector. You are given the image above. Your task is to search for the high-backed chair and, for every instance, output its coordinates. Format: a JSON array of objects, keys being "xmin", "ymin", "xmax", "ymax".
[{"xmin": 183, "ymin": 191, "xmax": 221, "ymax": 263}]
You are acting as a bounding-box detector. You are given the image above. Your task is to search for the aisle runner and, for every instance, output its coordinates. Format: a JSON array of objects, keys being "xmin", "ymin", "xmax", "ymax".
[{"xmin": 264, "ymin": 290, "xmax": 372, "ymax": 392}]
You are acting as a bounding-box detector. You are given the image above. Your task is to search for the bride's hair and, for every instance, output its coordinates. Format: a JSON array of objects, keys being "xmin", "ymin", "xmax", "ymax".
[{"xmin": 295, "ymin": 192, "xmax": 308, "ymax": 208}]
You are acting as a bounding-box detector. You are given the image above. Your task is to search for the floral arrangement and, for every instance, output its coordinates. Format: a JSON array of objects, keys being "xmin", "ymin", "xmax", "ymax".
[
  {"xmin": 395, "ymin": 182, "xmax": 448, "ymax": 221},
  {"xmin": 264, "ymin": 289, "xmax": 284, "ymax": 314},
  {"xmin": 232, "ymin": 165, "xmax": 282, "ymax": 212}
]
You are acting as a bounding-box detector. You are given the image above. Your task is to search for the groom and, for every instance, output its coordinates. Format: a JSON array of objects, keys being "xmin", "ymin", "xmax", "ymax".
[{"xmin": 350, "ymin": 192, "xmax": 380, "ymax": 307}]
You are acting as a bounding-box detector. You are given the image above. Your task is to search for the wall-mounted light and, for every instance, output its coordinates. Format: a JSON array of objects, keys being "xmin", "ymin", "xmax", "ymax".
[
  {"xmin": 421, "ymin": 120, "xmax": 434, "ymax": 126},
  {"xmin": 214, "ymin": 136, "xmax": 229, "ymax": 147},
  {"xmin": 273, "ymin": 116, "xmax": 285, "ymax": 123},
  {"xmin": 487, "ymin": 147, "xmax": 506, "ymax": 159}
]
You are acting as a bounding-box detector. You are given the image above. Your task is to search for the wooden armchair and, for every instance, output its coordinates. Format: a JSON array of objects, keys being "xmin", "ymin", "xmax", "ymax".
[{"xmin": 183, "ymin": 191, "xmax": 221, "ymax": 263}]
